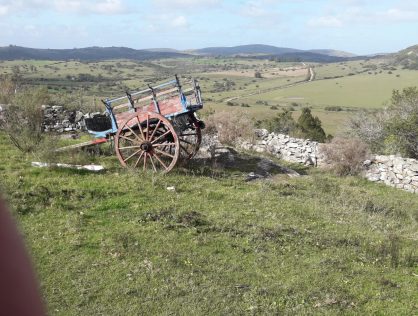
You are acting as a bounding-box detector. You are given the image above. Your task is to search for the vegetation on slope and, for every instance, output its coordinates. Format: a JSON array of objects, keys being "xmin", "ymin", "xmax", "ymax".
[{"xmin": 0, "ymin": 132, "xmax": 417, "ymax": 315}]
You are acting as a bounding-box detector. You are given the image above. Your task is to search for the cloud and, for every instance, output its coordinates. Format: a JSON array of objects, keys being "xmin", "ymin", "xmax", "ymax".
[
  {"xmin": 171, "ymin": 16, "xmax": 189, "ymax": 28},
  {"xmin": 376, "ymin": 8, "xmax": 418, "ymax": 22},
  {"xmin": 153, "ymin": 0, "xmax": 221, "ymax": 11},
  {"xmin": 0, "ymin": 0, "xmax": 129, "ymax": 16},
  {"xmin": 239, "ymin": 0, "xmax": 281, "ymax": 26},
  {"xmin": 90, "ymin": 0, "xmax": 126, "ymax": 14},
  {"xmin": 307, "ymin": 3, "xmax": 418, "ymax": 29},
  {"xmin": 307, "ymin": 16, "xmax": 343, "ymax": 28}
]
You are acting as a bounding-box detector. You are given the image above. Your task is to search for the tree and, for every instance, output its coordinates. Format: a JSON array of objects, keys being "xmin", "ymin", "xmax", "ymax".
[
  {"xmin": 296, "ymin": 108, "xmax": 326, "ymax": 142},
  {"xmin": 350, "ymin": 87, "xmax": 418, "ymax": 158}
]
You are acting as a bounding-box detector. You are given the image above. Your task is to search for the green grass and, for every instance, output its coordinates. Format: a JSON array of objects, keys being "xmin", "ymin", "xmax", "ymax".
[
  {"xmin": 1, "ymin": 133, "xmax": 417, "ymax": 315},
  {"xmin": 2, "ymin": 57, "xmax": 418, "ymax": 135}
]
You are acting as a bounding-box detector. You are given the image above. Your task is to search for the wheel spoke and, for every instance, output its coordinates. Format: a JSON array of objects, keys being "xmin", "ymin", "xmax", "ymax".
[
  {"xmin": 180, "ymin": 144, "xmax": 191, "ymax": 155},
  {"xmin": 153, "ymin": 142, "xmax": 176, "ymax": 147},
  {"xmin": 153, "ymin": 153, "xmax": 168, "ymax": 170},
  {"xmin": 146, "ymin": 113, "xmax": 150, "ymax": 141},
  {"xmin": 135, "ymin": 115, "xmax": 146, "ymax": 140},
  {"xmin": 133, "ymin": 151, "xmax": 145, "ymax": 168},
  {"xmin": 143, "ymin": 152, "xmax": 147, "ymax": 171},
  {"xmin": 149, "ymin": 119, "xmax": 162, "ymax": 141},
  {"xmin": 179, "ymin": 138, "xmax": 193, "ymax": 145},
  {"xmin": 123, "ymin": 148, "xmax": 143, "ymax": 162},
  {"xmin": 125, "ymin": 124, "xmax": 143, "ymax": 142},
  {"xmin": 154, "ymin": 148, "xmax": 175, "ymax": 158},
  {"xmin": 119, "ymin": 145, "xmax": 142, "ymax": 150},
  {"xmin": 119, "ymin": 135, "xmax": 136, "ymax": 143},
  {"xmin": 151, "ymin": 130, "xmax": 171, "ymax": 144},
  {"xmin": 149, "ymin": 155, "xmax": 157, "ymax": 172}
]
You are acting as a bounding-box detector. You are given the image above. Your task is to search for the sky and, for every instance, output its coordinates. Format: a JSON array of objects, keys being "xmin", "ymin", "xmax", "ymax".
[{"xmin": 0, "ymin": 0, "xmax": 417, "ymax": 55}]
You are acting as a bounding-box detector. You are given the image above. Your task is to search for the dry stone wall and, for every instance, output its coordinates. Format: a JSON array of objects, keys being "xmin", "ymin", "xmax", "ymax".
[
  {"xmin": 240, "ymin": 129, "xmax": 418, "ymax": 194},
  {"xmin": 364, "ymin": 155, "xmax": 418, "ymax": 193},
  {"xmin": 239, "ymin": 129, "xmax": 324, "ymax": 166}
]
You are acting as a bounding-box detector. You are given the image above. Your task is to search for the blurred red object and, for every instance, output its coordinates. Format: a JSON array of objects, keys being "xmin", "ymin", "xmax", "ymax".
[{"xmin": 0, "ymin": 197, "xmax": 45, "ymax": 316}]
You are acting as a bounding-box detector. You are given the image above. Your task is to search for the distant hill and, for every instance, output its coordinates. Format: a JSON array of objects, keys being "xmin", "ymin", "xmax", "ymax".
[
  {"xmin": 188, "ymin": 44, "xmax": 356, "ymax": 62},
  {"xmin": 0, "ymin": 44, "xmax": 363, "ymax": 62},
  {"xmin": 307, "ymin": 49, "xmax": 356, "ymax": 58},
  {"xmin": 393, "ymin": 45, "xmax": 418, "ymax": 69},
  {"xmin": 0, "ymin": 46, "xmax": 190, "ymax": 61},
  {"xmin": 191, "ymin": 44, "xmax": 302, "ymax": 56}
]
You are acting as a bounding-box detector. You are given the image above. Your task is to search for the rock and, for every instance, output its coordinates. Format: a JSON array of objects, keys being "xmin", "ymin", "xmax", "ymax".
[
  {"xmin": 245, "ymin": 172, "xmax": 264, "ymax": 182},
  {"xmin": 363, "ymin": 159, "xmax": 372, "ymax": 167},
  {"xmin": 254, "ymin": 129, "xmax": 269, "ymax": 139}
]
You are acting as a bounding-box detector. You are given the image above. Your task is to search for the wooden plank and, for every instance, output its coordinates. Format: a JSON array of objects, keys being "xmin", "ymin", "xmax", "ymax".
[
  {"xmin": 55, "ymin": 138, "xmax": 108, "ymax": 152},
  {"xmin": 113, "ymin": 87, "xmax": 194, "ymax": 110}
]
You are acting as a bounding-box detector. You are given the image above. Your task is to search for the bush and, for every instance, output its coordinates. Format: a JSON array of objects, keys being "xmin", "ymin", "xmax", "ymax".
[
  {"xmin": 204, "ymin": 110, "xmax": 255, "ymax": 145},
  {"xmin": 0, "ymin": 76, "xmax": 17, "ymax": 104},
  {"xmin": 0, "ymin": 85, "xmax": 50, "ymax": 152},
  {"xmin": 324, "ymin": 106, "xmax": 343, "ymax": 111},
  {"xmin": 254, "ymin": 71, "xmax": 262, "ymax": 78},
  {"xmin": 349, "ymin": 87, "xmax": 418, "ymax": 158},
  {"xmin": 322, "ymin": 137, "xmax": 370, "ymax": 176}
]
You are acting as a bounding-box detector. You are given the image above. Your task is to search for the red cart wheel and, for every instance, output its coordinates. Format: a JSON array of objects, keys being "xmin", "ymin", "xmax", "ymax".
[{"xmin": 115, "ymin": 111, "xmax": 180, "ymax": 173}]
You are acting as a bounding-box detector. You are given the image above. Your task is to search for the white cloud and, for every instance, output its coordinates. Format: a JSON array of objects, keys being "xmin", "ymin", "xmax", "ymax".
[
  {"xmin": 240, "ymin": 1, "xmax": 270, "ymax": 18},
  {"xmin": 0, "ymin": 0, "xmax": 129, "ymax": 15},
  {"xmin": 0, "ymin": 6, "xmax": 9, "ymax": 15},
  {"xmin": 238, "ymin": 0, "xmax": 281, "ymax": 26},
  {"xmin": 376, "ymin": 8, "xmax": 418, "ymax": 22},
  {"xmin": 171, "ymin": 16, "xmax": 189, "ymax": 28},
  {"xmin": 90, "ymin": 0, "xmax": 126, "ymax": 15},
  {"xmin": 308, "ymin": 16, "xmax": 343, "ymax": 28},
  {"xmin": 153, "ymin": 0, "xmax": 221, "ymax": 11}
]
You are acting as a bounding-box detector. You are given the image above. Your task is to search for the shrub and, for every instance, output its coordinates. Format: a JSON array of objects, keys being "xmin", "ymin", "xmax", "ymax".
[
  {"xmin": 254, "ymin": 71, "xmax": 262, "ymax": 78},
  {"xmin": 321, "ymin": 137, "xmax": 370, "ymax": 176},
  {"xmin": 259, "ymin": 109, "xmax": 296, "ymax": 134},
  {"xmin": 204, "ymin": 110, "xmax": 255, "ymax": 145},
  {"xmin": 0, "ymin": 85, "xmax": 50, "ymax": 152},
  {"xmin": 324, "ymin": 106, "xmax": 343, "ymax": 112},
  {"xmin": 0, "ymin": 76, "xmax": 17, "ymax": 104},
  {"xmin": 349, "ymin": 87, "xmax": 418, "ymax": 158}
]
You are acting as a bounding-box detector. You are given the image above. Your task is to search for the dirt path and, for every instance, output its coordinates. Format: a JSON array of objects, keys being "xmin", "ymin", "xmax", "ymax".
[{"xmin": 222, "ymin": 63, "xmax": 315, "ymax": 103}]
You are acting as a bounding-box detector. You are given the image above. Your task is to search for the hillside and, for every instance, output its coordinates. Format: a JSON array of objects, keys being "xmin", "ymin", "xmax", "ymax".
[
  {"xmin": 0, "ymin": 45, "xmax": 190, "ymax": 61},
  {"xmin": 191, "ymin": 44, "xmax": 356, "ymax": 62},
  {"xmin": 192, "ymin": 44, "xmax": 302, "ymax": 56},
  {"xmin": 393, "ymin": 44, "xmax": 418, "ymax": 69},
  {"xmin": 0, "ymin": 44, "xmax": 356, "ymax": 62},
  {"xmin": 0, "ymin": 132, "xmax": 417, "ymax": 314},
  {"xmin": 307, "ymin": 49, "xmax": 356, "ymax": 58}
]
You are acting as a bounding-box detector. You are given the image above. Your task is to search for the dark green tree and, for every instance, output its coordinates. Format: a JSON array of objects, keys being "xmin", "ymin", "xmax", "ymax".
[{"xmin": 296, "ymin": 108, "xmax": 326, "ymax": 142}]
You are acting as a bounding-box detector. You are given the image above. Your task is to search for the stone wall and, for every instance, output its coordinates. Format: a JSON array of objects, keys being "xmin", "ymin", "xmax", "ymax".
[
  {"xmin": 239, "ymin": 129, "xmax": 324, "ymax": 166},
  {"xmin": 239, "ymin": 129, "xmax": 418, "ymax": 194},
  {"xmin": 42, "ymin": 105, "xmax": 86, "ymax": 132},
  {"xmin": 364, "ymin": 155, "xmax": 418, "ymax": 193}
]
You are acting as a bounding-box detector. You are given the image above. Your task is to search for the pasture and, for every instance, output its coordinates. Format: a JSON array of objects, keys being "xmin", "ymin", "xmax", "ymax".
[
  {"xmin": 2, "ymin": 56, "xmax": 418, "ymax": 134},
  {"xmin": 0, "ymin": 133, "xmax": 417, "ymax": 315}
]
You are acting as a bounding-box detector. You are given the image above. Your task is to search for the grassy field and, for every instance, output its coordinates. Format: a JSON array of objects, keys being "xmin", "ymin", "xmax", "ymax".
[
  {"xmin": 1, "ymin": 132, "xmax": 417, "ymax": 315},
  {"xmin": 2, "ymin": 56, "xmax": 418, "ymax": 135}
]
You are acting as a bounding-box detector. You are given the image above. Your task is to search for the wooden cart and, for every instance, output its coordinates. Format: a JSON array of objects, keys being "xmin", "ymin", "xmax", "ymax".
[{"xmin": 70, "ymin": 75, "xmax": 204, "ymax": 173}]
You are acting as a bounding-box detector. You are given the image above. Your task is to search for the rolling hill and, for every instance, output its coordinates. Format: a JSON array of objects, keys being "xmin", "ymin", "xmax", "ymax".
[
  {"xmin": 0, "ymin": 45, "xmax": 189, "ymax": 61},
  {"xmin": 0, "ymin": 44, "xmax": 393, "ymax": 63},
  {"xmin": 393, "ymin": 44, "xmax": 418, "ymax": 69}
]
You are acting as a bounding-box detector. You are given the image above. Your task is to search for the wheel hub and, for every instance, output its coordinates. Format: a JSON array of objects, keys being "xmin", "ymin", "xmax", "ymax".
[{"xmin": 140, "ymin": 141, "xmax": 153, "ymax": 152}]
